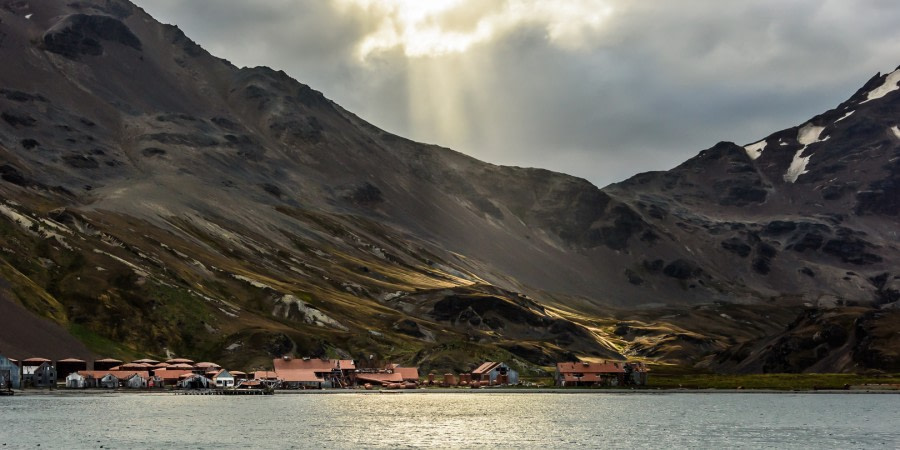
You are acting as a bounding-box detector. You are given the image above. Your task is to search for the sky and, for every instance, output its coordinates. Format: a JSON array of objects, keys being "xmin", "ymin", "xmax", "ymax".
[{"xmin": 135, "ymin": 0, "xmax": 900, "ymax": 187}]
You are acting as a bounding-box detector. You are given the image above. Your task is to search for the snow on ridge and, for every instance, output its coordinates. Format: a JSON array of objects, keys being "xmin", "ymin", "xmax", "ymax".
[
  {"xmin": 862, "ymin": 68, "xmax": 900, "ymax": 103},
  {"xmin": 891, "ymin": 126, "xmax": 900, "ymax": 139},
  {"xmin": 784, "ymin": 123, "xmax": 828, "ymax": 183},
  {"xmin": 835, "ymin": 110, "xmax": 855, "ymax": 123},
  {"xmin": 743, "ymin": 140, "xmax": 766, "ymax": 160},
  {"xmin": 784, "ymin": 149, "xmax": 812, "ymax": 183},
  {"xmin": 797, "ymin": 123, "xmax": 826, "ymax": 146}
]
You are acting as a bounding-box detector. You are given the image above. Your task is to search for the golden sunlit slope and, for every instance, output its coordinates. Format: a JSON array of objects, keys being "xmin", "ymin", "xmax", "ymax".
[{"xmin": 0, "ymin": 0, "xmax": 897, "ymax": 374}]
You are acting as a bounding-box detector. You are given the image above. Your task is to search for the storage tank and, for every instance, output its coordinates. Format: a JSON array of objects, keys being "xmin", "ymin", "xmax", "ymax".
[{"xmin": 443, "ymin": 373, "xmax": 456, "ymax": 387}]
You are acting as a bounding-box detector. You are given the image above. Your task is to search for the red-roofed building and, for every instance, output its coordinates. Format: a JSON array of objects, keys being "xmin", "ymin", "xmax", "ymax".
[
  {"xmin": 555, "ymin": 361, "xmax": 628, "ymax": 387},
  {"xmin": 56, "ymin": 358, "xmax": 87, "ymax": 380},
  {"xmin": 73, "ymin": 370, "xmax": 151, "ymax": 389},
  {"xmin": 252, "ymin": 371, "xmax": 279, "ymax": 381},
  {"xmin": 385, "ymin": 364, "xmax": 420, "ymax": 383},
  {"xmin": 273, "ymin": 357, "xmax": 356, "ymax": 389},
  {"xmin": 471, "ymin": 362, "xmax": 518, "ymax": 385},
  {"xmin": 154, "ymin": 370, "xmax": 195, "ymax": 386},
  {"xmin": 94, "ymin": 358, "xmax": 123, "ymax": 371}
]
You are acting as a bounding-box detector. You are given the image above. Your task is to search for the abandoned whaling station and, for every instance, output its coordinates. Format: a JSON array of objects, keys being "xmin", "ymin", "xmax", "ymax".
[{"xmin": 0, "ymin": 353, "xmax": 649, "ymax": 394}]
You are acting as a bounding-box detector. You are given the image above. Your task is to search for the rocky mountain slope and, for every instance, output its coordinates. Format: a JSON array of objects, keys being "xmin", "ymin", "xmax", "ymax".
[{"xmin": 0, "ymin": 0, "xmax": 896, "ymax": 373}]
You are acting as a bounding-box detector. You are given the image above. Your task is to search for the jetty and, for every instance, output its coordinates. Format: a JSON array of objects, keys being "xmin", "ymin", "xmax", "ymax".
[{"xmin": 177, "ymin": 388, "xmax": 273, "ymax": 396}]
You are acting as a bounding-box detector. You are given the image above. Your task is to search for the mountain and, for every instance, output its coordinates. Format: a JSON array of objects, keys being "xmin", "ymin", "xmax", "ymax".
[{"xmin": 0, "ymin": 0, "xmax": 896, "ymax": 373}]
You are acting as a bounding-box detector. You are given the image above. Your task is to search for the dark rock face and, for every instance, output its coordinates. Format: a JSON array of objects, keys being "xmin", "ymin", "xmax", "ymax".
[
  {"xmin": 855, "ymin": 159, "xmax": 900, "ymax": 216},
  {"xmin": 2, "ymin": 112, "xmax": 36, "ymax": 128},
  {"xmin": 261, "ymin": 183, "xmax": 282, "ymax": 198},
  {"xmin": 62, "ymin": 154, "xmax": 100, "ymax": 169},
  {"xmin": 763, "ymin": 221, "xmax": 797, "ymax": 235},
  {"xmin": 822, "ymin": 238, "xmax": 882, "ymax": 265},
  {"xmin": 721, "ymin": 238, "xmax": 751, "ymax": 257},
  {"xmin": 142, "ymin": 133, "xmax": 218, "ymax": 147},
  {"xmin": 663, "ymin": 259, "xmax": 701, "ymax": 280},
  {"xmin": 141, "ymin": 147, "xmax": 166, "ymax": 157},
  {"xmin": 789, "ymin": 232, "xmax": 825, "ymax": 252},
  {"xmin": 1, "ymin": 89, "xmax": 47, "ymax": 103},
  {"xmin": 718, "ymin": 182, "xmax": 768, "ymax": 206},
  {"xmin": 625, "ymin": 269, "xmax": 644, "ymax": 285},
  {"xmin": 0, "ymin": 164, "xmax": 28, "ymax": 186},
  {"xmin": 43, "ymin": 14, "xmax": 142, "ymax": 58},
  {"xmin": 587, "ymin": 204, "xmax": 647, "ymax": 250},
  {"xmin": 432, "ymin": 295, "xmax": 547, "ymax": 327},
  {"xmin": 345, "ymin": 183, "xmax": 383, "ymax": 205},
  {"xmin": 393, "ymin": 319, "xmax": 425, "ymax": 338}
]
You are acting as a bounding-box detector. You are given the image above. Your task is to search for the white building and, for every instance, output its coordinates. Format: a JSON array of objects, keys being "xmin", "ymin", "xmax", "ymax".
[
  {"xmin": 65, "ymin": 372, "xmax": 87, "ymax": 389},
  {"xmin": 213, "ymin": 369, "xmax": 235, "ymax": 388}
]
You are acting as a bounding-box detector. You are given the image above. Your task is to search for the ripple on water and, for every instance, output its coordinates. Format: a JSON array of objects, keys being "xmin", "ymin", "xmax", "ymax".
[{"xmin": 0, "ymin": 393, "xmax": 898, "ymax": 449}]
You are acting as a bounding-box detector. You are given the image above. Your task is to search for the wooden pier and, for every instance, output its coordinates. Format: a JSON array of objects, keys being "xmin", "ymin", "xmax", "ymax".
[{"xmin": 177, "ymin": 389, "xmax": 273, "ymax": 396}]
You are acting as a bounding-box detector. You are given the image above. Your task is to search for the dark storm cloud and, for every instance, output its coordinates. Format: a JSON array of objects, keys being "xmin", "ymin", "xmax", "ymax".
[{"xmin": 135, "ymin": 1, "xmax": 900, "ymax": 187}]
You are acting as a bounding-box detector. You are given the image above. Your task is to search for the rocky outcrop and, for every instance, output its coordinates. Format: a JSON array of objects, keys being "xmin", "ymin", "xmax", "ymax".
[{"xmin": 43, "ymin": 14, "xmax": 141, "ymax": 58}]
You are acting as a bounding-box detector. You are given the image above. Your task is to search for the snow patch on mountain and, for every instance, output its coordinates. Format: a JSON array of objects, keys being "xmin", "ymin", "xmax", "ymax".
[
  {"xmin": 862, "ymin": 68, "xmax": 900, "ymax": 103},
  {"xmin": 743, "ymin": 140, "xmax": 766, "ymax": 160},
  {"xmin": 784, "ymin": 149, "xmax": 812, "ymax": 183},
  {"xmin": 784, "ymin": 123, "xmax": 828, "ymax": 183},
  {"xmin": 891, "ymin": 126, "xmax": 900, "ymax": 139},
  {"xmin": 835, "ymin": 110, "xmax": 855, "ymax": 123},
  {"xmin": 797, "ymin": 123, "xmax": 826, "ymax": 146}
]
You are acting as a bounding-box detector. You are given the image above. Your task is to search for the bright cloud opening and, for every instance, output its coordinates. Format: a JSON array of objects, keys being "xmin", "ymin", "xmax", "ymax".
[{"xmin": 335, "ymin": 0, "xmax": 615, "ymax": 59}]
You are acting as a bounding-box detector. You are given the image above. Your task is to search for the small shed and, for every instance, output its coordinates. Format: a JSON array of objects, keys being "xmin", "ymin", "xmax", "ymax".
[
  {"xmin": 31, "ymin": 362, "xmax": 57, "ymax": 388},
  {"xmin": 471, "ymin": 362, "xmax": 518, "ymax": 385},
  {"xmin": 66, "ymin": 372, "xmax": 87, "ymax": 389},
  {"xmin": 99, "ymin": 373, "xmax": 120, "ymax": 389},
  {"xmin": 213, "ymin": 369, "xmax": 235, "ymax": 388},
  {"xmin": 0, "ymin": 354, "xmax": 22, "ymax": 389},
  {"xmin": 555, "ymin": 361, "xmax": 626, "ymax": 387},
  {"xmin": 178, "ymin": 374, "xmax": 212, "ymax": 389},
  {"xmin": 124, "ymin": 373, "xmax": 148, "ymax": 389},
  {"xmin": 154, "ymin": 369, "xmax": 193, "ymax": 386},
  {"xmin": 148, "ymin": 376, "xmax": 164, "ymax": 389},
  {"xmin": 624, "ymin": 362, "xmax": 650, "ymax": 386}
]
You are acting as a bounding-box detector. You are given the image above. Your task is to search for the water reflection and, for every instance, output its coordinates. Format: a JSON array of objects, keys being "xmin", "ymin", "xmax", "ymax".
[{"xmin": 1, "ymin": 393, "xmax": 897, "ymax": 448}]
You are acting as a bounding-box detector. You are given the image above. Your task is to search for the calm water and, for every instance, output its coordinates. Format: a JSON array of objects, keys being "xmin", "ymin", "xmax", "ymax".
[{"xmin": 1, "ymin": 392, "xmax": 898, "ymax": 449}]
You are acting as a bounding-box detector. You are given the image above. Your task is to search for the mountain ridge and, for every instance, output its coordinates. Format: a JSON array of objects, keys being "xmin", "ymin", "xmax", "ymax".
[{"xmin": 0, "ymin": 0, "xmax": 897, "ymax": 373}]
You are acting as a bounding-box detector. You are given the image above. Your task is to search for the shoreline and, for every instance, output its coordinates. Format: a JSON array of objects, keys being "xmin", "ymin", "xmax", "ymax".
[{"xmin": 7, "ymin": 387, "xmax": 900, "ymax": 396}]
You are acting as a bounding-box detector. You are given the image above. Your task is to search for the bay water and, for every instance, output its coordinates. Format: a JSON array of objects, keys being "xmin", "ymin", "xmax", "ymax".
[{"xmin": 1, "ymin": 392, "xmax": 897, "ymax": 448}]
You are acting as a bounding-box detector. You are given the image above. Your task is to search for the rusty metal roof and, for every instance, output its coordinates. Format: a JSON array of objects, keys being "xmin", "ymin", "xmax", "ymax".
[
  {"xmin": 131, "ymin": 359, "xmax": 159, "ymax": 364},
  {"xmin": 165, "ymin": 358, "xmax": 195, "ymax": 364},
  {"xmin": 252, "ymin": 371, "xmax": 279, "ymax": 380},
  {"xmin": 77, "ymin": 370, "xmax": 150, "ymax": 379},
  {"xmin": 94, "ymin": 358, "xmax": 123, "ymax": 363},
  {"xmin": 356, "ymin": 372, "xmax": 404, "ymax": 384},
  {"xmin": 273, "ymin": 358, "xmax": 355, "ymax": 372},
  {"xmin": 556, "ymin": 361, "xmax": 626, "ymax": 374},
  {"xmin": 472, "ymin": 362, "xmax": 500, "ymax": 375},
  {"xmin": 154, "ymin": 370, "xmax": 194, "ymax": 381},
  {"xmin": 22, "ymin": 357, "xmax": 51, "ymax": 364},
  {"xmin": 277, "ymin": 369, "xmax": 323, "ymax": 383}
]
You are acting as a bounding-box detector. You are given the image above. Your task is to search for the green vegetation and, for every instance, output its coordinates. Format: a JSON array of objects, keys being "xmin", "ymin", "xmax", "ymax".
[{"xmin": 68, "ymin": 323, "xmax": 139, "ymax": 360}]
